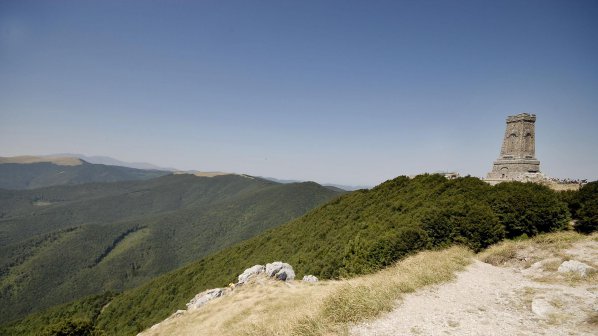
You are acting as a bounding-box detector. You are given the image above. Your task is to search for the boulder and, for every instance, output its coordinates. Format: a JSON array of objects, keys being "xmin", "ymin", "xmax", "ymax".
[
  {"xmin": 531, "ymin": 297, "xmax": 555, "ymax": 318},
  {"xmin": 186, "ymin": 288, "xmax": 225, "ymax": 310},
  {"xmin": 265, "ymin": 262, "xmax": 295, "ymax": 281},
  {"xmin": 237, "ymin": 265, "xmax": 266, "ymax": 284},
  {"xmin": 557, "ymin": 260, "xmax": 596, "ymax": 277},
  {"xmin": 302, "ymin": 275, "xmax": 318, "ymax": 283}
]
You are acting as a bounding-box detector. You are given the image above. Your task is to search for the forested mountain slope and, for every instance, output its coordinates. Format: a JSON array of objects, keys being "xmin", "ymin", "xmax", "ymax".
[
  {"xmin": 6, "ymin": 174, "xmax": 588, "ymax": 336},
  {"xmin": 3, "ymin": 175, "xmax": 594, "ymax": 336},
  {"xmin": 0, "ymin": 174, "xmax": 341, "ymax": 324}
]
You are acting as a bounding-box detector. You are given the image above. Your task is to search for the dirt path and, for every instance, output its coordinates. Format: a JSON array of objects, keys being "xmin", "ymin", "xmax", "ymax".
[{"xmin": 351, "ymin": 242, "xmax": 598, "ymax": 336}]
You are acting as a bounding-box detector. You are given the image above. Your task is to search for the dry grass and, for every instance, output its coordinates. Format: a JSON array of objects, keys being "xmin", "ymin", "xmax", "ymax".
[
  {"xmin": 519, "ymin": 286, "xmax": 537, "ymax": 308},
  {"xmin": 546, "ymin": 312, "xmax": 570, "ymax": 326},
  {"xmin": 0, "ymin": 155, "xmax": 82, "ymax": 165},
  {"xmin": 535, "ymin": 269, "xmax": 598, "ymax": 285},
  {"xmin": 318, "ymin": 246, "xmax": 472, "ymax": 330},
  {"xmin": 477, "ymin": 240, "xmax": 519, "ymax": 266},
  {"xmin": 141, "ymin": 246, "xmax": 473, "ymax": 336},
  {"xmin": 478, "ymin": 231, "xmax": 586, "ymax": 267}
]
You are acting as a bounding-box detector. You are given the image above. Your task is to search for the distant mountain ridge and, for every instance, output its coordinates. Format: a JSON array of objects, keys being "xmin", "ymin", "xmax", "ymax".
[
  {"xmin": 260, "ymin": 176, "xmax": 370, "ymax": 191},
  {"xmin": 46, "ymin": 153, "xmax": 177, "ymax": 171},
  {"xmin": 0, "ymin": 155, "xmax": 84, "ymax": 166},
  {"xmin": 0, "ymin": 156, "xmax": 171, "ymax": 190},
  {"xmin": 2, "ymin": 154, "xmax": 369, "ymax": 190}
]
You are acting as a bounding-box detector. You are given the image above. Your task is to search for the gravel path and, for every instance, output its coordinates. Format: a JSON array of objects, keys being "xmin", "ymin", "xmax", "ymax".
[{"xmin": 351, "ymin": 244, "xmax": 597, "ymax": 336}]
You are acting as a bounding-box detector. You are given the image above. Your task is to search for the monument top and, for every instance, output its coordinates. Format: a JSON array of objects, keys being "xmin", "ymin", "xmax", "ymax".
[{"xmin": 506, "ymin": 113, "xmax": 536, "ymax": 123}]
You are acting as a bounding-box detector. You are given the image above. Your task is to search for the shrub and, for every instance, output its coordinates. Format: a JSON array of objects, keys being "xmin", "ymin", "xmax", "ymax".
[
  {"xmin": 569, "ymin": 182, "xmax": 598, "ymax": 233},
  {"xmin": 339, "ymin": 228, "xmax": 430, "ymax": 276},
  {"xmin": 421, "ymin": 201, "xmax": 504, "ymax": 251},
  {"xmin": 364, "ymin": 228, "xmax": 431, "ymax": 269},
  {"xmin": 488, "ymin": 182, "xmax": 569, "ymax": 238},
  {"xmin": 42, "ymin": 319, "xmax": 96, "ymax": 336},
  {"xmin": 576, "ymin": 198, "xmax": 598, "ymax": 233}
]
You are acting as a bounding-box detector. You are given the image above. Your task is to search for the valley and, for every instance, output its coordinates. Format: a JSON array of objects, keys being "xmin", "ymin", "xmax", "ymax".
[{"xmin": 0, "ymin": 165, "xmax": 342, "ymax": 324}]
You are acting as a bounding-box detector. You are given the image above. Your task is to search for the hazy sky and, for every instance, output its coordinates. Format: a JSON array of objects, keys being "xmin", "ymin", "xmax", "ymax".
[{"xmin": 1, "ymin": 0, "xmax": 597, "ymax": 186}]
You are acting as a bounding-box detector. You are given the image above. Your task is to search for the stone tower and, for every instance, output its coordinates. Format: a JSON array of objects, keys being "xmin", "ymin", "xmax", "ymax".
[{"xmin": 486, "ymin": 113, "xmax": 540, "ymax": 181}]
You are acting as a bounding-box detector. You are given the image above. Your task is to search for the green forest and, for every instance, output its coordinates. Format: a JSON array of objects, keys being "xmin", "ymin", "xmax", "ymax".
[
  {"xmin": 2, "ymin": 174, "xmax": 594, "ymax": 336},
  {"xmin": 0, "ymin": 174, "xmax": 341, "ymax": 325}
]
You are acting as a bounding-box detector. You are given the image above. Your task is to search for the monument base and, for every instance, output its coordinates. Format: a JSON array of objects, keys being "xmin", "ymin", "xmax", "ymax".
[{"xmin": 486, "ymin": 158, "xmax": 540, "ymax": 180}]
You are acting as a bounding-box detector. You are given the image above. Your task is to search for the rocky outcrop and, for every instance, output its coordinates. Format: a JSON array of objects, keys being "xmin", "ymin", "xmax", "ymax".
[
  {"xmin": 237, "ymin": 265, "xmax": 266, "ymax": 284},
  {"xmin": 180, "ymin": 262, "xmax": 296, "ymax": 316},
  {"xmin": 186, "ymin": 288, "xmax": 226, "ymax": 311},
  {"xmin": 265, "ymin": 262, "xmax": 295, "ymax": 281},
  {"xmin": 302, "ymin": 275, "xmax": 318, "ymax": 283},
  {"xmin": 557, "ymin": 260, "xmax": 596, "ymax": 277}
]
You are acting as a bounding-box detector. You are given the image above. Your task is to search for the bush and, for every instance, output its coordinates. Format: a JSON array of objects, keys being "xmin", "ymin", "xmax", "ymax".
[
  {"xmin": 42, "ymin": 319, "xmax": 95, "ymax": 336},
  {"xmin": 421, "ymin": 201, "xmax": 504, "ymax": 252},
  {"xmin": 488, "ymin": 182, "xmax": 569, "ymax": 238},
  {"xmin": 569, "ymin": 182, "xmax": 598, "ymax": 233},
  {"xmin": 576, "ymin": 198, "xmax": 598, "ymax": 233},
  {"xmin": 365, "ymin": 228, "xmax": 431, "ymax": 269},
  {"xmin": 339, "ymin": 228, "xmax": 430, "ymax": 276}
]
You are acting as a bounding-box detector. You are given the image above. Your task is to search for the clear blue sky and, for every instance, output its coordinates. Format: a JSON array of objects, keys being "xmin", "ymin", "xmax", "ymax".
[{"xmin": 1, "ymin": 0, "xmax": 597, "ymax": 186}]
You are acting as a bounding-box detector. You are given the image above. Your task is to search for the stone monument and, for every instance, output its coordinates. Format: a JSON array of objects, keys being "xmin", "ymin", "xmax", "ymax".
[{"xmin": 486, "ymin": 113, "xmax": 541, "ymax": 183}]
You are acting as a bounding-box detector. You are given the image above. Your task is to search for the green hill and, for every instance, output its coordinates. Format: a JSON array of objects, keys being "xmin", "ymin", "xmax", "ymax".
[
  {"xmin": 0, "ymin": 174, "xmax": 341, "ymax": 324},
  {"xmin": 0, "ymin": 158, "xmax": 170, "ymax": 190},
  {"xmin": 5, "ymin": 174, "xmax": 587, "ymax": 336}
]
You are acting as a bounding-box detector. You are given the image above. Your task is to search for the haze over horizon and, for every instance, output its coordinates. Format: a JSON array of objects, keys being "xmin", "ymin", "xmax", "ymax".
[{"xmin": 1, "ymin": 0, "xmax": 597, "ymax": 186}]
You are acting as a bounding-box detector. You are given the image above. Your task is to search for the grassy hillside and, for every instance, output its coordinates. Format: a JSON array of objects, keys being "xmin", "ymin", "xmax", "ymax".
[
  {"xmin": 0, "ymin": 160, "xmax": 169, "ymax": 190},
  {"xmin": 0, "ymin": 174, "xmax": 341, "ymax": 324}
]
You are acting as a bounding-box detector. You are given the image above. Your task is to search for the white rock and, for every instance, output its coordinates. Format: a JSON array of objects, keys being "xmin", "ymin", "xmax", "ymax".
[
  {"xmin": 531, "ymin": 298, "xmax": 555, "ymax": 318},
  {"xmin": 237, "ymin": 264, "xmax": 265, "ymax": 284},
  {"xmin": 186, "ymin": 288, "xmax": 225, "ymax": 310},
  {"xmin": 302, "ymin": 275, "xmax": 319, "ymax": 283},
  {"xmin": 557, "ymin": 260, "xmax": 596, "ymax": 277},
  {"xmin": 170, "ymin": 310, "xmax": 186, "ymax": 319},
  {"xmin": 265, "ymin": 261, "xmax": 295, "ymax": 281}
]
